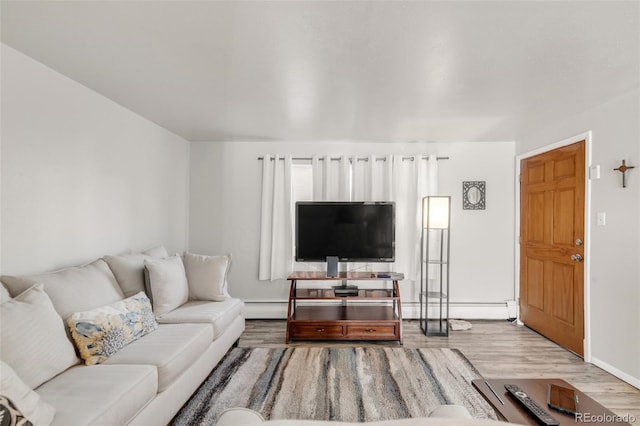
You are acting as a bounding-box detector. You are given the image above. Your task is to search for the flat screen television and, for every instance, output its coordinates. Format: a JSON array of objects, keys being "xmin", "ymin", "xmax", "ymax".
[{"xmin": 295, "ymin": 201, "xmax": 395, "ymax": 262}]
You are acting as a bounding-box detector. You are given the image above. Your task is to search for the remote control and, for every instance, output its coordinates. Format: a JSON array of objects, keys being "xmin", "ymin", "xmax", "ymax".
[{"xmin": 504, "ymin": 384, "xmax": 559, "ymax": 426}]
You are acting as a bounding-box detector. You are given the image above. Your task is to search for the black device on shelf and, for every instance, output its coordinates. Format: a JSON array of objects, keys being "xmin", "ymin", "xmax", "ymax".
[{"xmin": 333, "ymin": 287, "xmax": 359, "ymax": 297}]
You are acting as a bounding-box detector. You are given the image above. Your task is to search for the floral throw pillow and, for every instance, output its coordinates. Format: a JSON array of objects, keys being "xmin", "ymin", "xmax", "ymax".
[
  {"xmin": 67, "ymin": 292, "xmax": 158, "ymax": 365},
  {"xmin": 0, "ymin": 395, "xmax": 33, "ymax": 426}
]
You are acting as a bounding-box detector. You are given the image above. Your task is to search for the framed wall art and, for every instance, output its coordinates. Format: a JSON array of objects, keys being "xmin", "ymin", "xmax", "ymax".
[{"xmin": 462, "ymin": 181, "xmax": 486, "ymax": 210}]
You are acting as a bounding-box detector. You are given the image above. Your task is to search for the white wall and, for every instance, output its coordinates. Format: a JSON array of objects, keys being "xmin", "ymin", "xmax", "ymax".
[
  {"xmin": 0, "ymin": 45, "xmax": 190, "ymax": 275},
  {"xmin": 517, "ymin": 89, "xmax": 640, "ymax": 387},
  {"xmin": 189, "ymin": 140, "xmax": 515, "ymax": 319}
]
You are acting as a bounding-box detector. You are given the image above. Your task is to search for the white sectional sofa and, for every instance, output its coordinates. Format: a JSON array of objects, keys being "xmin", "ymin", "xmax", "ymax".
[{"xmin": 0, "ymin": 246, "xmax": 245, "ymax": 426}]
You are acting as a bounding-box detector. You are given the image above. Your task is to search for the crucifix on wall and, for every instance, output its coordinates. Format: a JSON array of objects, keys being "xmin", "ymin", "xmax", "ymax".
[{"xmin": 613, "ymin": 160, "xmax": 635, "ymax": 188}]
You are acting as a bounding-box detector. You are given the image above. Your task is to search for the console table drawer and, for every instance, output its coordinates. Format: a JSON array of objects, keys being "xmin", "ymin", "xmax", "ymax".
[
  {"xmin": 347, "ymin": 324, "xmax": 398, "ymax": 338},
  {"xmin": 290, "ymin": 324, "xmax": 344, "ymax": 339}
]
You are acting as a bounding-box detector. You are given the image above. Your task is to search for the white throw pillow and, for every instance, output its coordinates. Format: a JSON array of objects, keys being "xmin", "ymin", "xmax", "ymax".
[
  {"xmin": 0, "ymin": 284, "xmax": 78, "ymax": 389},
  {"xmin": 144, "ymin": 256, "xmax": 189, "ymax": 317},
  {"xmin": 0, "ymin": 360, "xmax": 56, "ymax": 426},
  {"xmin": 183, "ymin": 252, "xmax": 231, "ymax": 301}
]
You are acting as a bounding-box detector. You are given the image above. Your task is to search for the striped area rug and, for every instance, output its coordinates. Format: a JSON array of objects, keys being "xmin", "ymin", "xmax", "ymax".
[{"xmin": 172, "ymin": 347, "xmax": 497, "ymax": 425}]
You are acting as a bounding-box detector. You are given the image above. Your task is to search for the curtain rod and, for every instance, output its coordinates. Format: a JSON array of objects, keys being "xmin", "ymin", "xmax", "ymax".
[{"xmin": 258, "ymin": 156, "xmax": 449, "ymax": 161}]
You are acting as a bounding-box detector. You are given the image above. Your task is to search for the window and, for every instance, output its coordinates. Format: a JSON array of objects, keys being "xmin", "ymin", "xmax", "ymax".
[{"xmin": 292, "ymin": 163, "xmax": 313, "ymax": 202}]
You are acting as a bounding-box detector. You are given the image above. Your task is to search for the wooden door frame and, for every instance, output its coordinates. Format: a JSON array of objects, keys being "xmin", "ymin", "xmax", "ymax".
[{"xmin": 514, "ymin": 131, "xmax": 593, "ymax": 361}]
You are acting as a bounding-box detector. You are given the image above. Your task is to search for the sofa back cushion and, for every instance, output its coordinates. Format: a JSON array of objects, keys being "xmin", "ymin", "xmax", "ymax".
[
  {"xmin": 103, "ymin": 245, "xmax": 169, "ymax": 298},
  {"xmin": 104, "ymin": 254, "xmax": 154, "ymax": 298},
  {"xmin": 141, "ymin": 244, "xmax": 169, "ymax": 258},
  {"xmin": 1, "ymin": 259, "xmax": 125, "ymax": 321},
  {"xmin": 0, "ymin": 284, "xmax": 79, "ymax": 389}
]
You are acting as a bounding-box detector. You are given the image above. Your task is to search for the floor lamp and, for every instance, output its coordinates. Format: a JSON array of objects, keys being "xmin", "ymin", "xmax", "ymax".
[{"xmin": 419, "ymin": 196, "xmax": 451, "ymax": 336}]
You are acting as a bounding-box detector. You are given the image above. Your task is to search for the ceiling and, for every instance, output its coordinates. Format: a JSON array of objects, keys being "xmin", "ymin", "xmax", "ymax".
[{"xmin": 1, "ymin": 1, "xmax": 638, "ymax": 142}]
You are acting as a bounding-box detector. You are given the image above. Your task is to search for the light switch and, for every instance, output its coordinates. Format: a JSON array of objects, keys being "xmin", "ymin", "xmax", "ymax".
[
  {"xmin": 589, "ymin": 165, "xmax": 601, "ymax": 179},
  {"xmin": 597, "ymin": 212, "xmax": 606, "ymax": 226}
]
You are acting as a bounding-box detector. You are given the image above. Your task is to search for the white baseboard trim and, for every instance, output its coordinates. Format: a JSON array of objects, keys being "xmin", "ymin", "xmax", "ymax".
[
  {"xmin": 244, "ymin": 302, "xmax": 289, "ymax": 319},
  {"xmin": 590, "ymin": 356, "xmax": 640, "ymax": 390},
  {"xmin": 243, "ymin": 301, "xmax": 509, "ymax": 320}
]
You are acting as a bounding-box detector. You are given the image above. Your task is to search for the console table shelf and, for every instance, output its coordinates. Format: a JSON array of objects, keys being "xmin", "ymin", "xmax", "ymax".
[
  {"xmin": 291, "ymin": 305, "xmax": 398, "ymax": 321},
  {"xmin": 286, "ymin": 271, "xmax": 404, "ymax": 343},
  {"xmin": 294, "ymin": 288, "xmax": 398, "ymax": 300}
]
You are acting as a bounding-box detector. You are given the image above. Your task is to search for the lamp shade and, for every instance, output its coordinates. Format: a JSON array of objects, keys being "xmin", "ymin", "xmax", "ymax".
[{"xmin": 423, "ymin": 196, "xmax": 451, "ymax": 229}]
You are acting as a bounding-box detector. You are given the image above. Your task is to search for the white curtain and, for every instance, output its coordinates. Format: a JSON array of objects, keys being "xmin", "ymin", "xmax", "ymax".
[
  {"xmin": 351, "ymin": 155, "xmax": 372, "ymax": 201},
  {"xmin": 258, "ymin": 153, "xmax": 438, "ymax": 285},
  {"xmin": 391, "ymin": 154, "xmax": 438, "ymax": 289},
  {"xmin": 312, "ymin": 153, "xmax": 437, "ymax": 287},
  {"xmin": 312, "ymin": 155, "xmax": 350, "ymax": 201},
  {"xmin": 351, "ymin": 155, "xmax": 393, "ymax": 201},
  {"xmin": 258, "ymin": 155, "xmax": 294, "ymax": 280}
]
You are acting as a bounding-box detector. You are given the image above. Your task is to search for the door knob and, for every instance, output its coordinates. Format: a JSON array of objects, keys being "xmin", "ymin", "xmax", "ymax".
[{"xmin": 570, "ymin": 254, "xmax": 583, "ymax": 262}]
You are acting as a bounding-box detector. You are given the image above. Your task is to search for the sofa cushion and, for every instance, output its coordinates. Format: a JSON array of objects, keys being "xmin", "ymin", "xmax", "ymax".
[
  {"xmin": 243, "ymin": 420, "xmax": 509, "ymax": 426},
  {"xmin": 144, "ymin": 256, "xmax": 189, "ymax": 316},
  {"xmin": 0, "ymin": 284, "xmax": 78, "ymax": 389},
  {"xmin": 429, "ymin": 405, "xmax": 473, "ymax": 419},
  {"xmin": 104, "ymin": 254, "xmax": 154, "ymax": 298},
  {"xmin": 183, "ymin": 252, "xmax": 231, "ymax": 301},
  {"xmin": 0, "ymin": 360, "xmax": 56, "ymax": 426},
  {"xmin": 1, "ymin": 259, "xmax": 125, "ymax": 320},
  {"xmin": 67, "ymin": 292, "xmax": 159, "ymax": 365},
  {"xmin": 104, "ymin": 245, "xmax": 169, "ymax": 298},
  {"xmin": 216, "ymin": 407, "xmax": 266, "ymax": 426},
  {"xmin": 103, "ymin": 323, "xmax": 212, "ymax": 392},
  {"xmin": 156, "ymin": 298, "xmax": 244, "ymax": 339},
  {"xmin": 142, "ymin": 244, "xmax": 169, "ymax": 258},
  {"xmin": 35, "ymin": 364, "xmax": 157, "ymax": 426},
  {"xmin": 215, "ymin": 408, "xmax": 503, "ymax": 426}
]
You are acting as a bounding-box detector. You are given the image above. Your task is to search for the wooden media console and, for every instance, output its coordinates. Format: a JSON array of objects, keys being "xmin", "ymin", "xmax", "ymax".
[{"xmin": 285, "ymin": 271, "xmax": 404, "ymax": 344}]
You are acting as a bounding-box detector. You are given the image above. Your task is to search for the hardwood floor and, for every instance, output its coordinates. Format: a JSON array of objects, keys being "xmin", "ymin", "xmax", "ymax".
[{"xmin": 239, "ymin": 319, "xmax": 640, "ymax": 424}]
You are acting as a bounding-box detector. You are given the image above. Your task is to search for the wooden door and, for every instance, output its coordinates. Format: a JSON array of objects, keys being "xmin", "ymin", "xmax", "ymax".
[{"xmin": 520, "ymin": 141, "xmax": 585, "ymax": 356}]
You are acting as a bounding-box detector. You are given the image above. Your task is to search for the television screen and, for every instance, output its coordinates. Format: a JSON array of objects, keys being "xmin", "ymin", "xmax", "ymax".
[{"xmin": 295, "ymin": 202, "xmax": 395, "ymax": 262}]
